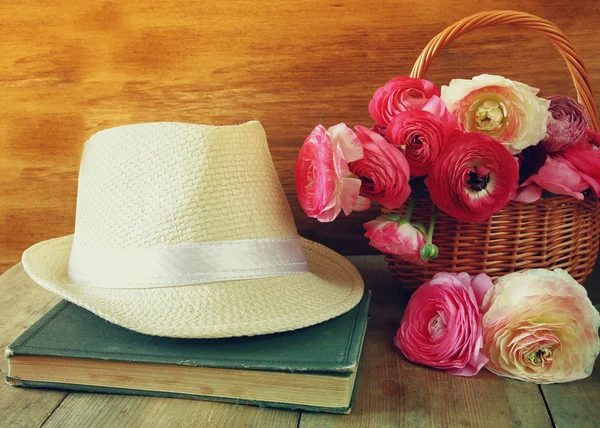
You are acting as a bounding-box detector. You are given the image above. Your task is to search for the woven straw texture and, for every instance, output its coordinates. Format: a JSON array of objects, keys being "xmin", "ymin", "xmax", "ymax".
[
  {"xmin": 384, "ymin": 10, "xmax": 600, "ymax": 289},
  {"xmin": 75, "ymin": 121, "xmax": 297, "ymax": 247},
  {"xmin": 23, "ymin": 235, "xmax": 363, "ymax": 338},
  {"xmin": 22, "ymin": 121, "xmax": 364, "ymax": 338}
]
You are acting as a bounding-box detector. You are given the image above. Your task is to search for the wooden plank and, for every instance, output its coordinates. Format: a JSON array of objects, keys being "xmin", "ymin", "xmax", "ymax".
[
  {"xmin": 541, "ymin": 357, "xmax": 600, "ymax": 428},
  {"xmin": 41, "ymin": 394, "xmax": 300, "ymax": 428},
  {"xmin": 0, "ymin": 264, "xmax": 300, "ymax": 428},
  {"xmin": 0, "ymin": 262, "xmax": 300, "ymax": 428},
  {"xmin": 538, "ymin": 265, "xmax": 600, "ymax": 428},
  {"xmin": 0, "ymin": 264, "xmax": 66, "ymax": 428},
  {"xmin": 3, "ymin": 1, "xmax": 600, "ymax": 270},
  {"xmin": 3, "ymin": 256, "xmax": 599, "ymax": 426},
  {"xmin": 299, "ymin": 256, "xmax": 553, "ymax": 428}
]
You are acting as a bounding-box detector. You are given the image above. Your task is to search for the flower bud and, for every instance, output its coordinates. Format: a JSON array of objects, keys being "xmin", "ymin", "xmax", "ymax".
[
  {"xmin": 363, "ymin": 217, "xmax": 427, "ymax": 265},
  {"xmin": 420, "ymin": 243, "xmax": 439, "ymax": 262}
]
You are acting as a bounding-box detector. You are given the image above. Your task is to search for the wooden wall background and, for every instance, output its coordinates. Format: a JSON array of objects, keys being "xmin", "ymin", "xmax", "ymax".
[{"xmin": 2, "ymin": 0, "xmax": 600, "ymax": 272}]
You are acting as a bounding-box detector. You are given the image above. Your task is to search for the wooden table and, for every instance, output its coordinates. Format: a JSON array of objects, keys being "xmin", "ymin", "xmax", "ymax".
[{"xmin": 1, "ymin": 256, "xmax": 598, "ymax": 428}]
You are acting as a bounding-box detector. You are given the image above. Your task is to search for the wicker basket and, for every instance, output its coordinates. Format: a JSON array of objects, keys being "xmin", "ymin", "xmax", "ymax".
[{"xmin": 383, "ymin": 10, "xmax": 600, "ymax": 289}]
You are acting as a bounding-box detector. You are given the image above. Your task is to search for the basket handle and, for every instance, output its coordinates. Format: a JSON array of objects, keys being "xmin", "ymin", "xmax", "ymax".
[{"xmin": 411, "ymin": 10, "xmax": 599, "ymax": 131}]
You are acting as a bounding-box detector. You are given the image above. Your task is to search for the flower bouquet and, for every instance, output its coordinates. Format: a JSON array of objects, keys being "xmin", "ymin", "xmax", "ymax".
[
  {"xmin": 295, "ymin": 11, "xmax": 600, "ymax": 290},
  {"xmin": 294, "ymin": 10, "xmax": 600, "ymax": 383}
]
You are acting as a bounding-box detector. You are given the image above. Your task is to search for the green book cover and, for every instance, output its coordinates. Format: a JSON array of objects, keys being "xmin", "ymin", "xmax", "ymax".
[{"xmin": 5, "ymin": 291, "xmax": 370, "ymax": 413}]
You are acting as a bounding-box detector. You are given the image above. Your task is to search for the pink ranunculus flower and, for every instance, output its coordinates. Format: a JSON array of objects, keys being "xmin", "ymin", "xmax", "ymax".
[
  {"xmin": 394, "ymin": 272, "xmax": 494, "ymax": 376},
  {"xmin": 369, "ymin": 76, "xmax": 440, "ymax": 127},
  {"xmin": 541, "ymin": 95, "xmax": 589, "ymax": 153},
  {"xmin": 563, "ymin": 131, "xmax": 600, "ymax": 195},
  {"xmin": 583, "ymin": 128, "xmax": 600, "ymax": 146},
  {"xmin": 481, "ymin": 269, "xmax": 600, "ymax": 383},
  {"xmin": 515, "ymin": 155, "xmax": 599, "ymax": 203},
  {"xmin": 363, "ymin": 216, "xmax": 427, "ymax": 265},
  {"xmin": 441, "ymin": 74, "xmax": 551, "ymax": 154},
  {"xmin": 425, "ymin": 132, "xmax": 519, "ymax": 223},
  {"xmin": 295, "ymin": 124, "xmax": 370, "ymax": 222},
  {"xmin": 350, "ymin": 125, "xmax": 411, "ymax": 209},
  {"xmin": 387, "ymin": 96, "xmax": 457, "ymax": 176},
  {"xmin": 370, "ymin": 123, "xmax": 387, "ymax": 138}
]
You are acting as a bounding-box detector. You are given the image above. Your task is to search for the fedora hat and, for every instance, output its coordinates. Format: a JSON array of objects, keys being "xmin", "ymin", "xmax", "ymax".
[{"xmin": 21, "ymin": 121, "xmax": 364, "ymax": 338}]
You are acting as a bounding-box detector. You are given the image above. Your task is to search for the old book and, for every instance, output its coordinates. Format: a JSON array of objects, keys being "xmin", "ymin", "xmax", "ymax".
[{"xmin": 5, "ymin": 291, "xmax": 370, "ymax": 413}]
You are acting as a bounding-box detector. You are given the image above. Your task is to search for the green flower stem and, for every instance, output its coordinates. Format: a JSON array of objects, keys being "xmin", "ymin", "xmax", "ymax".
[
  {"xmin": 419, "ymin": 205, "xmax": 440, "ymax": 262},
  {"xmin": 403, "ymin": 183, "xmax": 426, "ymax": 223},
  {"xmin": 426, "ymin": 205, "xmax": 438, "ymax": 244},
  {"xmin": 404, "ymin": 193, "xmax": 418, "ymax": 222}
]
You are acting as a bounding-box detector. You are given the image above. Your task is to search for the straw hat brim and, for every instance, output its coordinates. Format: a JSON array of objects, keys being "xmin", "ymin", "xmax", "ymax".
[{"xmin": 22, "ymin": 235, "xmax": 364, "ymax": 338}]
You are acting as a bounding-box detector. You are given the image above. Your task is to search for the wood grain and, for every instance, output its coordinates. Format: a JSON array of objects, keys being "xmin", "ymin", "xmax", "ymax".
[
  {"xmin": 2, "ymin": 257, "xmax": 600, "ymax": 426},
  {"xmin": 539, "ymin": 263, "xmax": 600, "ymax": 428},
  {"xmin": 300, "ymin": 256, "xmax": 553, "ymax": 428},
  {"xmin": 0, "ymin": 264, "xmax": 65, "ymax": 428},
  {"xmin": 3, "ymin": 1, "xmax": 600, "ymax": 270},
  {"xmin": 0, "ymin": 264, "xmax": 300, "ymax": 428},
  {"xmin": 41, "ymin": 394, "xmax": 300, "ymax": 428},
  {"xmin": 541, "ymin": 357, "xmax": 600, "ymax": 428}
]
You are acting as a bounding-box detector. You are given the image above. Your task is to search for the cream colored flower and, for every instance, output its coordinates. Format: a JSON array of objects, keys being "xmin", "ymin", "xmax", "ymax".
[
  {"xmin": 441, "ymin": 74, "xmax": 551, "ymax": 154},
  {"xmin": 481, "ymin": 269, "xmax": 600, "ymax": 383}
]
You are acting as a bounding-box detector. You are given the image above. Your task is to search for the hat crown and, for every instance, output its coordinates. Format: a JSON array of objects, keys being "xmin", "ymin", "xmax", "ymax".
[{"xmin": 73, "ymin": 121, "xmax": 298, "ymax": 249}]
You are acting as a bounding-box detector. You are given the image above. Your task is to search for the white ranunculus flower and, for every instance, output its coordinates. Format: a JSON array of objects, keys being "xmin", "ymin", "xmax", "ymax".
[
  {"xmin": 441, "ymin": 74, "xmax": 551, "ymax": 154},
  {"xmin": 481, "ymin": 269, "xmax": 600, "ymax": 384}
]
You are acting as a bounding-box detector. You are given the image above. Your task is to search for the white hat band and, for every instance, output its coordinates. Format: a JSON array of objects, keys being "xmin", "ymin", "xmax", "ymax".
[{"xmin": 67, "ymin": 237, "xmax": 309, "ymax": 289}]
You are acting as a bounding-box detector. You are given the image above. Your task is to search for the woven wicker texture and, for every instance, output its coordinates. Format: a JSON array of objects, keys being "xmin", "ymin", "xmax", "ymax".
[
  {"xmin": 22, "ymin": 121, "xmax": 364, "ymax": 338},
  {"xmin": 384, "ymin": 10, "xmax": 600, "ymax": 289},
  {"xmin": 411, "ymin": 10, "xmax": 599, "ymax": 131},
  {"xmin": 384, "ymin": 196, "xmax": 600, "ymax": 289}
]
